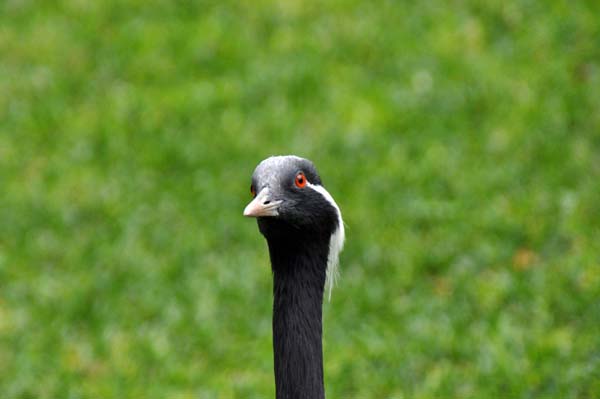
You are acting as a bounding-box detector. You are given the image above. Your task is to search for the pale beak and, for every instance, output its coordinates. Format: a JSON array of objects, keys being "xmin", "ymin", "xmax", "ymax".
[{"xmin": 243, "ymin": 188, "xmax": 283, "ymax": 217}]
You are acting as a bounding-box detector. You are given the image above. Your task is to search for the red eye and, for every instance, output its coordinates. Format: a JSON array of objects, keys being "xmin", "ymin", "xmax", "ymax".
[
  {"xmin": 295, "ymin": 172, "xmax": 307, "ymax": 188},
  {"xmin": 250, "ymin": 185, "xmax": 256, "ymax": 197}
]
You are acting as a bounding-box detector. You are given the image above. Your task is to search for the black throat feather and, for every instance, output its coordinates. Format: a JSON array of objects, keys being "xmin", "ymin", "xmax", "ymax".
[{"xmin": 263, "ymin": 225, "xmax": 330, "ymax": 399}]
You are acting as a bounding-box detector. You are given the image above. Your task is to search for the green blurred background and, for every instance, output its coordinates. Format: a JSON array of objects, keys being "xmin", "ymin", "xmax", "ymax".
[{"xmin": 1, "ymin": 0, "xmax": 599, "ymax": 397}]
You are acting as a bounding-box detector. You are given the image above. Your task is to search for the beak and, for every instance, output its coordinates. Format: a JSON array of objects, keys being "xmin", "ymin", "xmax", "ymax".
[{"xmin": 243, "ymin": 188, "xmax": 282, "ymax": 217}]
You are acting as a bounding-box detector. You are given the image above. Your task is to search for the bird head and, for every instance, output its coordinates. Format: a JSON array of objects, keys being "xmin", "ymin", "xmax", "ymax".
[
  {"xmin": 244, "ymin": 155, "xmax": 345, "ymax": 296},
  {"xmin": 244, "ymin": 156, "xmax": 340, "ymax": 235}
]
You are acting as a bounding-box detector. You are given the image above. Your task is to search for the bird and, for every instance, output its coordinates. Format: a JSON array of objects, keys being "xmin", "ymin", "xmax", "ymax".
[{"xmin": 243, "ymin": 155, "xmax": 345, "ymax": 399}]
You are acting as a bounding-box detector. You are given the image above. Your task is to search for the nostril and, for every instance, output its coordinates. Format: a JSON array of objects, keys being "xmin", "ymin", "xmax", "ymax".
[{"xmin": 263, "ymin": 200, "xmax": 271, "ymax": 205}]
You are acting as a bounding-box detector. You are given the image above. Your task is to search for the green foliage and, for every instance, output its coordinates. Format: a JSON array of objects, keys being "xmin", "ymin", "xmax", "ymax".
[{"xmin": 1, "ymin": 1, "xmax": 599, "ymax": 397}]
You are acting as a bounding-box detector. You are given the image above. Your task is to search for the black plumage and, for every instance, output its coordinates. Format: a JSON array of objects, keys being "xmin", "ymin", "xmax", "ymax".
[{"xmin": 244, "ymin": 155, "xmax": 345, "ymax": 399}]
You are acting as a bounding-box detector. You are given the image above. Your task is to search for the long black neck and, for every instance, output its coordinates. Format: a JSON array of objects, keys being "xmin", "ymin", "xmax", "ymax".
[{"xmin": 267, "ymin": 234, "xmax": 329, "ymax": 399}]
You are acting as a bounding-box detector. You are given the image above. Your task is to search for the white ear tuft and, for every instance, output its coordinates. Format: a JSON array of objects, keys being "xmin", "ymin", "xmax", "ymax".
[{"xmin": 307, "ymin": 183, "xmax": 345, "ymax": 301}]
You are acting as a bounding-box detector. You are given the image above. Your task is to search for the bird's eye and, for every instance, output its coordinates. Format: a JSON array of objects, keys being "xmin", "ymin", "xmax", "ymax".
[
  {"xmin": 294, "ymin": 172, "xmax": 307, "ymax": 188},
  {"xmin": 250, "ymin": 185, "xmax": 256, "ymax": 197}
]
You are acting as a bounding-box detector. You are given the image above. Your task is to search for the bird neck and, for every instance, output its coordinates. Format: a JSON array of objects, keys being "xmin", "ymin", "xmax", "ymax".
[{"xmin": 267, "ymin": 235, "xmax": 328, "ymax": 399}]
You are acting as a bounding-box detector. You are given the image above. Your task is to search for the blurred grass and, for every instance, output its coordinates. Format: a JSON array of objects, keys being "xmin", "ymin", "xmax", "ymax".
[{"xmin": 1, "ymin": 0, "xmax": 600, "ymax": 397}]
